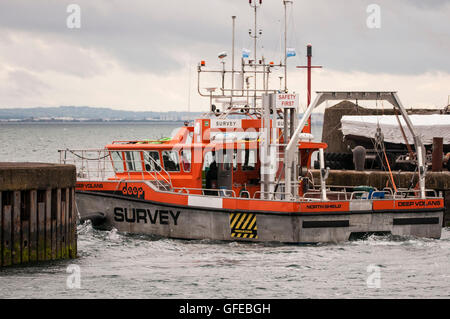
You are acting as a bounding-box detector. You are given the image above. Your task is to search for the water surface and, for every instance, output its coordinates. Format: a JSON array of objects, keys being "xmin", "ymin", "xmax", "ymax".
[{"xmin": 0, "ymin": 122, "xmax": 448, "ymax": 298}]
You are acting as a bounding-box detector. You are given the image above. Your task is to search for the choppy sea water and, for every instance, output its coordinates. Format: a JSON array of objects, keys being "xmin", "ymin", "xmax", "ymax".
[{"xmin": 0, "ymin": 122, "xmax": 449, "ymax": 299}]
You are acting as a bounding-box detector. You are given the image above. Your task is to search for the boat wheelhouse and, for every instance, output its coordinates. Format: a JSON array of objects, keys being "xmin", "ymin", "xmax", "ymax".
[{"xmin": 100, "ymin": 117, "xmax": 326, "ymax": 199}]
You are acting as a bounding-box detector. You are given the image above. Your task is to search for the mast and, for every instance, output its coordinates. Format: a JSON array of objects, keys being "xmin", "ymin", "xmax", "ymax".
[
  {"xmin": 197, "ymin": 0, "xmax": 285, "ymax": 118},
  {"xmin": 249, "ymin": 0, "xmax": 262, "ymax": 108},
  {"xmin": 297, "ymin": 44, "xmax": 323, "ymax": 134},
  {"xmin": 187, "ymin": 57, "xmax": 192, "ymax": 116},
  {"xmin": 283, "ymin": 0, "xmax": 292, "ymax": 92},
  {"xmin": 254, "ymin": 3, "xmax": 257, "ymax": 105},
  {"xmin": 231, "ymin": 16, "xmax": 236, "ymax": 101}
]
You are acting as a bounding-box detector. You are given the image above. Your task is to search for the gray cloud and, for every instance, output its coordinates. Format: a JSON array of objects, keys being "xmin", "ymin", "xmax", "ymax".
[
  {"xmin": 0, "ymin": 0, "xmax": 448, "ymax": 76},
  {"xmin": 408, "ymin": 0, "xmax": 450, "ymax": 9},
  {"xmin": 5, "ymin": 69, "xmax": 49, "ymax": 97}
]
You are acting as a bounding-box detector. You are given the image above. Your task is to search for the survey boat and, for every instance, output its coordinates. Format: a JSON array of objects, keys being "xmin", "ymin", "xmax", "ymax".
[{"xmin": 60, "ymin": 1, "xmax": 444, "ymax": 243}]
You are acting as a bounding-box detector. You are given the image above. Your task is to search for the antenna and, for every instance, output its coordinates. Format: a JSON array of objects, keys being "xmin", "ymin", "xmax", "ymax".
[
  {"xmin": 249, "ymin": 0, "xmax": 262, "ymax": 107},
  {"xmin": 229, "ymin": 16, "xmax": 237, "ymax": 108},
  {"xmin": 187, "ymin": 58, "xmax": 191, "ymax": 115},
  {"xmin": 283, "ymin": 0, "xmax": 293, "ymax": 93},
  {"xmin": 231, "ymin": 16, "xmax": 236, "ymax": 94},
  {"xmin": 197, "ymin": 1, "xmax": 289, "ymax": 117}
]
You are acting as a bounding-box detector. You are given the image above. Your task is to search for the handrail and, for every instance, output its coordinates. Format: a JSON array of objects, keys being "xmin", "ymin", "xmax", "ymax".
[
  {"xmin": 253, "ymin": 191, "xmax": 291, "ymax": 200},
  {"xmin": 58, "ymin": 148, "xmax": 175, "ymax": 191},
  {"xmin": 142, "ymin": 152, "xmax": 173, "ymax": 190},
  {"xmin": 304, "ymin": 191, "xmax": 348, "ymax": 201},
  {"xmin": 173, "ymin": 187, "xmax": 190, "ymax": 194},
  {"xmin": 350, "ymin": 191, "xmax": 370, "ymax": 200},
  {"xmin": 60, "ymin": 148, "xmax": 439, "ymax": 202},
  {"xmin": 172, "ymin": 187, "xmax": 236, "ymax": 197},
  {"xmin": 368, "ymin": 190, "xmax": 390, "ymax": 199},
  {"xmin": 394, "ymin": 189, "xmax": 438, "ymax": 198},
  {"xmin": 239, "ymin": 190, "xmax": 251, "ymax": 198},
  {"xmin": 214, "ymin": 189, "xmax": 236, "ymax": 197}
]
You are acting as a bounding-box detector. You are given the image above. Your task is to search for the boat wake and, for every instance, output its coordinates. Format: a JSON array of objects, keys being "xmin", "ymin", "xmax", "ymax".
[{"xmin": 77, "ymin": 220, "xmax": 450, "ymax": 250}]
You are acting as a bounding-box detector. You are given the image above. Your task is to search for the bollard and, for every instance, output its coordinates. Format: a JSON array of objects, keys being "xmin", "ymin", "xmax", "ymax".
[
  {"xmin": 353, "ymin": 146, "xmax": 366, "ymax": 171},
  {"xmin": 0, "ymin": 163, "xmax": 77, "ymax": 267}
]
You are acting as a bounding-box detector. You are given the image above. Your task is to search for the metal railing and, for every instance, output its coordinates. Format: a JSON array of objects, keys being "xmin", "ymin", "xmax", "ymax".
[
  {"xmin": 369, "ymin": 190, "xmax": 391, "ymax": 199},
  {"xmin": 393, "ymin": 188, "xmax": 438, "ymax": 199},
  {"xmin": 349, "ymin": 191, "xmax": 370, "ymax": 200},
  {"xmin": 253, "ymin": 191, "xmax": 292, "ymax": 200},
  {"xmin": 172, "ymin": 187, "xmax": 236, "ymax": 197},
  {"xmin": 59, "ymin": 149, "xmax": 440, "ymax": 203},
  {"xmin": 304, "ymin": 191, "xmax": 348, "ymax": 201},
  {"xmin": 58, "ymin": 148, "xmax": 174, "ymax": 191}
]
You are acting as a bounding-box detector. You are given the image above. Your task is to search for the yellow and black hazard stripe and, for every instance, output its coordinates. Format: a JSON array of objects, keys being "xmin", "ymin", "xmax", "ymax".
[{"xmin": 229, "ymin": 213, "xmax": 257, "ymax": 239}]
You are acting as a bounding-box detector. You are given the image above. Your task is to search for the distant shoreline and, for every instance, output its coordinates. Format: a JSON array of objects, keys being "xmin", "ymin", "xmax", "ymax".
[
  {"xmin": 0, "ymin": 119, "xmax": 324, "ymax": 124},
  {"xmin": 0, "ymin": 120, "xmax": 188, "ymax": 124}
]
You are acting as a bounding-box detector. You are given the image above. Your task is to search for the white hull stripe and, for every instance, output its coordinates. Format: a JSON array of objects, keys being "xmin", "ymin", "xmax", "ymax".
[
  {"xmin": 349, "ymin": 201, "xmax": 373, "ymax": 211},
  {"xmin": 188, "ymin": 195, "xmax": 223, "ymax": 209}
]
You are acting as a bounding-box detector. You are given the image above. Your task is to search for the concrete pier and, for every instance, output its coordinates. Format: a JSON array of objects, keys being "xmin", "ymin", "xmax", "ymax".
[
  {"xmin": 311, "ymin": 169, "xmax": 450, "ymax": 226},
  {"xmin": 0, "ymin": 163, "xmax": 77, "ymax": 267}
]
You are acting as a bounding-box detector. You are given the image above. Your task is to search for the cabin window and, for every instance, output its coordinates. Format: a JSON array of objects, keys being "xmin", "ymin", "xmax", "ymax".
[
  {"xmin": 162, "ymin": 150, "xmax": 180, "ymax": 171},
  {"xmin": 111, "ymin": 151, "xmax": 125, "ymax": 173},
  {"xmin": 180, "ymin": 149, "xmax": 191, "ymax": 172},
  {"xmin": 143, "ymin": 151, "xmax": 161, "ymax": 172},
  {"xmin": 125, "ymin": 151, "xmax": 143, "ymax": 172},
  {"xmin": 241, "ymin": 149, "xmax": 257, "ymax": 170}
]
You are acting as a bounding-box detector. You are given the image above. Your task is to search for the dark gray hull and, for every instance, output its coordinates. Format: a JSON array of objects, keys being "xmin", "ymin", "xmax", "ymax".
[{"xmin": 76, "ymin": 191, "xmax": 444, "ymax": 243}]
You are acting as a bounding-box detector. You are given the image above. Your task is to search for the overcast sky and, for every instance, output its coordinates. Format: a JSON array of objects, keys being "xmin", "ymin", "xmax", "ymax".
[{"xmin": 0, "ymin": 0, "xmax": 449, "ymax": 112}]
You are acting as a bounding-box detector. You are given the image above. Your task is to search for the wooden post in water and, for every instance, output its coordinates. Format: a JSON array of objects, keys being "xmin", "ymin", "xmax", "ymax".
[
  {"xmin": 0, "ymin": 163, "xmax": 77, "ymax": 267},
  {"xmin": 432, "ymin": 137, "xmax": 443, "ymax": 172}
]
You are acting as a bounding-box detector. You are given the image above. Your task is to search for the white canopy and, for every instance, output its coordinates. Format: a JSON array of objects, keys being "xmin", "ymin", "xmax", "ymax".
[{"xmin": 341, "ymin": 114, "xmax": 450, "ymax": 145}]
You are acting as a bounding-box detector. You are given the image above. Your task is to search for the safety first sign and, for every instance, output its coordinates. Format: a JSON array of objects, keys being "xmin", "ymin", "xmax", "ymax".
[{"xmin": 275, "ymin": 93, "xmax": 299, "ymax": 108}]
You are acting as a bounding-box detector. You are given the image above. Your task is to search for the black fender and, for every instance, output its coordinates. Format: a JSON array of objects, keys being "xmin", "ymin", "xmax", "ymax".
[{"xmin": 79, "ymin": 212, "xmax": 106, "ymax": 227}]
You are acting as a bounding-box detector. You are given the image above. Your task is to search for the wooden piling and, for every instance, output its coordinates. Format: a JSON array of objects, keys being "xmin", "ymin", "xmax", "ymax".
[
  {"xmin": 37, "ymin": 199, "xmax": 45, "ymax": 261},
  {"xmin": 2, "ymin": 205, "xmax": 12, "ymax": 266},
  {"xmin": 12, "ymin": 191, "xmax": 21, "ymax": 265},
  {"xmin": 29, "ymin": 190, "xmax": 37, "ymax": 262},
  {"xmin": 0, "ymin": 163, "xmax": 77, "ymax": 267},
  {"xmin": 45, "ymin": 189, "xmax": 52, "ymax": 260},
  {"xmin": 432, "ymin": 137, "xmax": 444, "ymax": 172}
]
